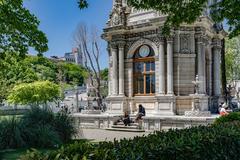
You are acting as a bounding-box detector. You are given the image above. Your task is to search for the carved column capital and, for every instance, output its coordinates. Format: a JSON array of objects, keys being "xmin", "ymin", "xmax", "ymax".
[
  {"xmin": 118, "ymin": 41, "xmax": 126, "ymax": 49},
  {"xmin": 166, "ymin": 36, "xmax": 174, "ymax": 43},
  {"xmin": 195, "ymin": 34, "xmax": 204, "ymax": 44},
  {"xmin": 212, "ymin": 38, "xmax": 222, "ymax": 50},
  {"xmin": 110, "ymin": 42, "xmax": 118, "ymax": 49}
]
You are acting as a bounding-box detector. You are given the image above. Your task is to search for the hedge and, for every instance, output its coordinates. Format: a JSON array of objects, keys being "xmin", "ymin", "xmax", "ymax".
[
  {"xmin": 214, "ymin": 112, "xmax": 240, "ymax": 125},
  {"xmin": 21, "ymin": 121, "xmax": 240, "ymax": 160}
]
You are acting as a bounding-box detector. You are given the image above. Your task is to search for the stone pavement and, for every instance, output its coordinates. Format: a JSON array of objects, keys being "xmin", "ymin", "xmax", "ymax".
[{"xmin": 76, "ymin": 128, "xmax": 154, "ymax": 142}]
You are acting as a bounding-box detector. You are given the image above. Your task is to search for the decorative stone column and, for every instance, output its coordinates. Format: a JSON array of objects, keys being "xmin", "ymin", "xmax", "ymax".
[
  {"xmin": 111, "ymin": 44, "xmax": 118, "ymax": 96},
  {"xmin": 108, "ymin": 62, "xmax": 112, "ymax": 96},
  {"xmin": 213, "ymin": 39, "xmax": 222, "ymax": 96},
  {"xmin": 174, "ymin": 30, "xmax": 180, "ymax": 53},
  {"xmin": 202, "ymin": 42, "xmax": 207, "ymax": 94},
  {"xmin": 107, "ymin": 46, "xmax": 112, "ymax": 96},
  {"xmin": 128, "ymin": 61, "xmax": 133, "ymax": 97},
  {"xmin": 197, "ymin": 36, "xmax": 206, "ymax": 94},
  {"xmin": 190, "ymin": 31, "xmax": 195, "ymax": 53},
  {"xmin": 167, "ymin": 37, "xmax": 174, "ymax": 95},
  {"xmin": 207, "ymin": 46, "xmax": 213, "ymax": 96},
  {"xmin": 159, "ymin": 40, "xmax": 165, "ymax": 95},
  {"xmin": 118, "ymin": 42, "xmax": 125, "ymax": 96}
]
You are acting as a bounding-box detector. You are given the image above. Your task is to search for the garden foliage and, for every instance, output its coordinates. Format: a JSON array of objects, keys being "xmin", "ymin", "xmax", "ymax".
[
  {"xmin": 21, "ymin": 121, "xmax": 240, "ymax": 160},
  {"xmin": 214, "ymin": 112, "xmax": 240, "ymax": 125},
  {"xmin": 0, "ymin": 107, "xmax": 76, "ymax": 150}
]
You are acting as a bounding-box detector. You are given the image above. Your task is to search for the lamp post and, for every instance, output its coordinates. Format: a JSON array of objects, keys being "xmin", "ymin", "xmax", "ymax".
[{"xmin": 75, "ymin": 85, "xmax": 79, "ymax": 113}]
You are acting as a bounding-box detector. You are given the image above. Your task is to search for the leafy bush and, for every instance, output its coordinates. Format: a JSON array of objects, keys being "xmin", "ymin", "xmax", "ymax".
[
  {"xmin": 53, "ymin": 112, "xmax": 77, "ymax": 143},
  {"xmin": 0, "ymin": 107, "xmax": 76, "ymax": 149},
  {"xmin": 20, "ymin": 149, "xmax": 47, "ymax": 160},
  {"xmin": 214, "ymin": 112, "xmax": 240, "ymax": 125},
  {"xmin": 21, "ymin": 122, "xmax": 240, "ymax": 160},
  {"xmin": 0, "ymin": 109, "xmax": 28, "ymax": 116},
  {"xmin": 0, "ymin": 116, "xmax": 26, "ymax": 149},
  {"xmin": 20, "ymin": 141, "xmax": 93, "ymax": 160}
]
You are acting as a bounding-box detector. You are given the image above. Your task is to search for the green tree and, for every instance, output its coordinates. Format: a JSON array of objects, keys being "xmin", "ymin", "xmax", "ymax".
[
  {"xmin": 0, "ymin": 52, "xmax": 38, "ymax": 102},
  {"xmin": 100, "ymin": 68, "xmax": 108, "ymax": 81},
  {"xmin": 0, "ymin": 0, "xmax": 48, "ymax": 54},
  {"xmin": 78, "ymin": 0, "xmax": 240, "ymax": 38},
  {"xmin": 225, "ymin": 36, "xmax": 240, "ymax": 81},
  {"xmin": 58, "ymin": 62, "xmax": 88, "ymax": 86},
  {"xmin": 7, "ymin": 81, "xmax": 61, "ymax": 105}
]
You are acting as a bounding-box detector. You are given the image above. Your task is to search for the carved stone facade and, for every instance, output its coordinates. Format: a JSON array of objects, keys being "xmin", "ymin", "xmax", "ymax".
[{"xmin": 102, "ymin": 0, "xmax": 226, "ymax": 116}]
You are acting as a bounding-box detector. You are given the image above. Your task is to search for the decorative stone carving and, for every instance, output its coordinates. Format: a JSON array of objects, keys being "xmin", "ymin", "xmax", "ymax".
[
  {"xmin": 118, "ymin": 41, "xmax": 126, "ymax": 49},
  {"xmin": 112, "ymin": 13, "xmax": 121, "ymax": 26},
  {"xmin": 180, "ymin": 34, "xmax": 191, "ymax": 54},
  {"xmin": 150, "ymin": 36, "xmax": 164, "ymax": 47},
  {"xmin": 212, "ymin": 38, "xmax": 222, "ymax": 49},
  {"xmin": 110, "ymin": 42, "xmax": 118, "ymax": 49},
  {"xmin": 166, "ymin": 36, "xmax": 174, "ymax": 42},
  {"xmin": 108, "ymin": 0, "xmax": 127, "ymax": 27}
]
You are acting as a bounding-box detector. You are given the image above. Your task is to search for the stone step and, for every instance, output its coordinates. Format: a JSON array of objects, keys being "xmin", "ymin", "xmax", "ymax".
[
  {"xmin": 106, "ymin": 127, "xmax": 145, "ymax": 132},
  {"xmin": 112, "ymin": 125, "xmax": 139, "ymax": 129},
  {"xmin": 116, "ymin": 122, "xmax": 139, "ymax": 126}
]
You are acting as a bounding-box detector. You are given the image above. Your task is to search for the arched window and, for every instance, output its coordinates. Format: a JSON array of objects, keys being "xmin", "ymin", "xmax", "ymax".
[{"xmin": 133, "ymin": 45, "xmax": 155, "ymax": 95}]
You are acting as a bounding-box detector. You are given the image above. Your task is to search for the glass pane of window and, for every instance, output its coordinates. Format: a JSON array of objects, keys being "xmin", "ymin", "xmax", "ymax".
[
  {"xmin": 134, "ymin": 62, "xmax": 144, "ymax": 73},
  {"xmin": 151, "ymin": 62, "xmax": 155, "ymax": 71},
  {"xmin": 134, "ymin": 76, "xmax": 144, "ymax": 94},
  {"xmin": 151, "ymin": 75, "xmax": 155, "ymax": 93},
  {"xmin": 146, "ymin": 75, "xmax": 151, "ymax": 94},
  {"xmin": 146, "ymin": 62, "xmax": 151, "ymax": 72}
]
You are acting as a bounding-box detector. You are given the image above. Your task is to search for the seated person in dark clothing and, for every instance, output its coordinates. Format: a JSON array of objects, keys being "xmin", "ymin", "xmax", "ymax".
[
  {"xmin": 122, "ymin": 111, "xmax": 131, "ymax": 126},
  {"xmin": 135, "ymin": 104, "xmax": 145, "ymax": 121}
]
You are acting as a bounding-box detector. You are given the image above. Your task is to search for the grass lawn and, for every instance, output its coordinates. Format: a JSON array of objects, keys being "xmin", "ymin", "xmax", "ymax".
[
  {"xmin": 0, "ymin": 148, "xmax": 53, "ymax": 160},
  {"xmin": 0, "ymin": 140, "xmax": 89, "ymax": 160}
]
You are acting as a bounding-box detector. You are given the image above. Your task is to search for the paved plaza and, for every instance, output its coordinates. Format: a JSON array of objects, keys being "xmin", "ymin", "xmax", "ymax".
[{"xmin": 77, "ymin": 129, "xmax": 154, "ymax": 142}]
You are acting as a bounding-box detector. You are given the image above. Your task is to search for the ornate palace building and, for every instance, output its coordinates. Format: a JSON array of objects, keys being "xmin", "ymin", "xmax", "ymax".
[{"xmin": 102, "ymin": 0, "xmax": 226, "ymax": 116}]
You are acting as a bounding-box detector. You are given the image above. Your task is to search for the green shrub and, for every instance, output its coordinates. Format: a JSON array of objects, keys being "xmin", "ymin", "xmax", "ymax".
[
  {"xmin": 21, "ymin": 122, "xmax": 240, "ymax": 160},
  {"xmin": 0, "ymin": 109, "xmax": 28, "ymax": 116},
  {"xmin": 0, "ymin": 107, "xmax": 76, "ymax": 149},
  {"xmin": 214, "ymin": 112, "xmax": 240, "ymax": 125},
  {"xmin": 0, "ymin": 116, "xmax": 26, "ymax": 149},
  {"xmin": 20, "ymin": 149, "xmax": 47, "ymax": 160},
  {"xmin": 53, "ymin": 112, "xmax": 76, "ymax": 143}
]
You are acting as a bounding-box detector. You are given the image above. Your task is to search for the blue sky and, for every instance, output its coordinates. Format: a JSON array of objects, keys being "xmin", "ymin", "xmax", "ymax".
[{"xmin": 23, "ymin": 0, "xmax": 112, "ymax": 69}]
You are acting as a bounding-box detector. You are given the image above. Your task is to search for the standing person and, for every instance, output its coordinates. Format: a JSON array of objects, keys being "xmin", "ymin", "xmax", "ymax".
[{"xmin": 135, "ymin": 104, "xmax": 146, "ymax": 122}]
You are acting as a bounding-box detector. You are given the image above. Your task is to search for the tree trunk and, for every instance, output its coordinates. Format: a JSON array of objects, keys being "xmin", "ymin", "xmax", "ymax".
[{"xmin": 221, "ymin": 39, "xmax": 227, "ymax": 101}]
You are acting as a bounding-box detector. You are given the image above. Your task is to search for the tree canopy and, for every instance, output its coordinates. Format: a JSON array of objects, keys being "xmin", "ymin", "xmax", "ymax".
[
  {"xmin": 78, "ymin": 0, "xmax": 240, "ymax": 38},
  {"xmin": 225, "ymin": 36, "xmax": 240, "ymax": 81},
  {"xmin": 0, "ymin": 53, "xmax": 87, "ymax": 103},
  {"xmin": 0, "ymin": 0, "xmax": 48, "ymax": 55},
  {"xmin": 7, "ymin": 81, "xmax": 61, "ymax": 105}
]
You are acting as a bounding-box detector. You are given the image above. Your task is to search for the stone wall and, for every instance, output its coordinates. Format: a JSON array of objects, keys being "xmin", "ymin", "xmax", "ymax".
[
  {"xmin": 173, "ymin": 54, "xmax": 196, "ymax": 96},
  {"xmin": 72, "ymin": 113, "xmax": 216, "ymax": 131}
]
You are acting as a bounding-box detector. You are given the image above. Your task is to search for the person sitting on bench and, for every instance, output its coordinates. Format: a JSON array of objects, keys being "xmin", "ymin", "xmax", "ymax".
[{"xmin": 135, "ymin": 104, "xmax": 145, "ymax": 122}]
